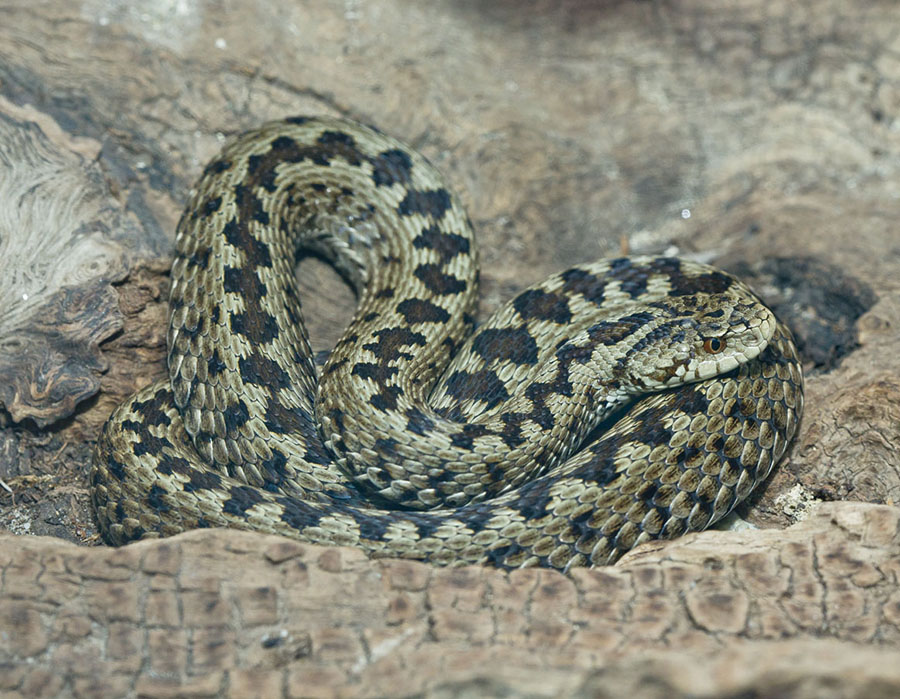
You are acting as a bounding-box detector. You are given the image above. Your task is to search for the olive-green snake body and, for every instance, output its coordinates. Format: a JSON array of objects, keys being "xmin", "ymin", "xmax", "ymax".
[{"xmin": 92, "ymin": 116, "xmax": 803, "ymax": 569}]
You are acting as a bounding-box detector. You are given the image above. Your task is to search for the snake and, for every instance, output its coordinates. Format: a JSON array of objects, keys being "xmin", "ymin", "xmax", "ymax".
[{"xmin": 91, "ymin": 116, "xmax": 804, "ymax": 570}]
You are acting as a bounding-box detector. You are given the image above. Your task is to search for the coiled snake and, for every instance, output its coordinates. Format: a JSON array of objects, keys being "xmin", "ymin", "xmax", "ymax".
[{"xmin": 91, "ymin": 116, "xmax": 804, "ymax": 569}]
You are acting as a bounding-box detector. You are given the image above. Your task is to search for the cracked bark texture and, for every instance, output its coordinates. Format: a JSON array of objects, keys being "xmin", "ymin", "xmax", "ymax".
[
  {"xmin": 1, "ymin": 0, "xmax": 900, "ymax": 696},
  {"xmin": 2, "ymin": 504, "xmax": 900, "ymax": 698}
]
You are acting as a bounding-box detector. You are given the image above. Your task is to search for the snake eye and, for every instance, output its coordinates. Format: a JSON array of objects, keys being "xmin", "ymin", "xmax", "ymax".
[{"xmin": 703, "ymin": 337, "xmax": 726, "ymax": 354}]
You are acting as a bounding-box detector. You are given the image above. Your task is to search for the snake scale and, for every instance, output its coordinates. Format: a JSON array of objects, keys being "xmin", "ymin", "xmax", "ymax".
[{"xmin": 91, "ymin": 116, "xmax": 804, "ymax": 570}]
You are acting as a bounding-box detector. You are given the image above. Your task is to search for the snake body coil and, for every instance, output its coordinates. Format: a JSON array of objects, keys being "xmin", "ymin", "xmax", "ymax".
[{"xmin": 91, "ymin": 116, "xmax": 804, "ymax": 569}]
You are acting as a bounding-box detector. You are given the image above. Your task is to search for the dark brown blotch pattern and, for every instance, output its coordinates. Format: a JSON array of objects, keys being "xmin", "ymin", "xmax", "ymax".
[
  {"xmin": 414, "ymin": 263, "xmax": 467, "ymax": 295},
  {"xmin": 98, "ymin": 121, "xmax": 803, "ymax": 571},
  {"xmin": 397, "ymin": 188, "xmax": 452, "ymax": 219},
  {"xmin": 513, "ymin": 289, "xmax": 572, "ymax": 324},
  {"xmin": 371, "ymin": 148, "xmax": 413, "ymax": 186},
  {"xmin": 396, "ymin": 298, "xmax": 451, "ymax": 324},
  {"xmin": 471, "ymin": 327, "xmax": 538, "ymax": 365},
  {"xmin": 223, "ymin": 265, "xmax": 280, "ymax": 344},
  {"xmin": 586, "ymin": 311, "xmax": 655, "ymax": 346},
  {"xmin": 440, "ymin": 368, "xmax": 510, "ymax": 412},
  {"xmin": 412, "ymin": 225, "xmax": 470, "ymax": 262}
]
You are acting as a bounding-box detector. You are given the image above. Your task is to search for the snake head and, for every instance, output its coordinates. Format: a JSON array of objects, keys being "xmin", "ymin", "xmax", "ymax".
[{"xmin": 628, "ymin": 295, "xmax": 777, "ymax": 391}]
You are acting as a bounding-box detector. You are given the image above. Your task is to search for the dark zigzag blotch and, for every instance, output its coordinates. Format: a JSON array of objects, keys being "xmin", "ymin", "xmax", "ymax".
[
  {"xmin": 396, "ymin": 298, "xmax": 450, "ymax": 324},
  {"xmin": 202, "ymin": 159, "xmax": 232, "ymax": 176},
  {"xmin": 188, "ymin": 246, "xmax": 212, "ymax": 270},
  {"xmin": 439, "ymin": 368, "xmax": 510, "ymax": 411},
  {"xmin": 269, "ymin": 134, "xmax": 301, "ymax": 154},
  {"xmin": 303, "ymin": 437, "xmax": 332, "ymax": 467},
  {"xmin": 129, "ymin": 388, "xmax": 173, "ymax": 427},
  {"xmin": 222, "ymin": 399, "xmax": 251, "ymax": 432},
  {"xmin": 263, "ymin": 399, "xmax": 307, "ymax": 435},
  {"xmin": 440, "ymin": 405, "xmax": 466, "ymax": 423},
  {"xmin": 276, "ymin": 497, "xmax": 321, "ymax": 532},
  {"xmin": 352, "ymin": 362, "xmax": 399, "ymax": 383},
  {"xmin": 513, "ymin": 288, "xmax": 572, "ymax": 324},
  {"xmin": 223, "ymin": 485, "xmax": 265, "ymax": 516},
  {"xmin": 159, "ymin": 456, "xmax": 192, "ymax": 477},
  {"xmin": 317, "ymin": 129, "xmax": 357, "ymax": 147},
  {"xmin": 328, "ymin": 408, "xmax": 345, "ymax": 432},
  {"xmin": 206, "ymin": 349, "xmax": 227, "ymax": 381},
  {"xmin": 229, "ymin": 309, "xmax": 280, "ymax": 344},
  {"xmin": 586, "ymin": 311, "xmax": 656, "ymax": 346},
  {"xmin": 448, "ymin": 423, "xmax": 494, "ymax": 451},
  {"xmin": 268, "ymin": 135, "xmax": 325, "ymax": 167},
  {"xmin": 201, "ymin": 195, "xmax": 223, "ymax": 217},
  {"xmin": 223, "ymin": 265, "xmax": 265, "ymax": 295},
  {"xmin": 323, "ymin": 357, "xmax": 348, "ymax": 376},
  {"xmin": 440, "ymin": 335, "xmax": 459, "ymax": 359},
  {"xmin": 131, "ymin": 432, "xmax": 173, "ymax": 459},
  {"xmin": 244, "ymin": 128, "xmax": 369, "ymax": 202},
  {"xmin": 363, "ymin": 328, "xmax": 425, "ymax": 361},
  {"xmin": 112, "ymin": 502, "xmax": 128, "ymax": 527},
  {"xmin": 363, "ymin": 327, "xmax": 427, "ymax": 360},
  {"xmin": 471, "ymin": 327, "xmax": 538, "ymax": 365},
  {"xmin": 258, "ymin": 449, "xmax": 291, "ymax": 486},
  {"xmin": 510, "ymin": 483, "xmax": 556, "ymax": 523},
  {"xmin": 234, "ymin": 183, "xmax": 271, "ymax": 225},
  {"xmin": 371, "ymin": 148, "xmax": 413, "ymax": 186},
  {"xmin": 370, "ymin": 385, "xmax": 403, "ymax": 412},
  {"xmin": 374, "ymin": 437, "xmax": 399, "ymax": 459},
  {"xmin": 147, "ymin": 484, "xmax": 171, "ymax": 513},
  {"xmin": 397, "ymin": 188, "xmax": 452, "ymax": 219},
  {"xmin": 103, "ymin": 455, "xmax": 127, "ymax": 482},
  {"xmin": 183, "ymin": 470, "xmax": 224, "ymax": 493},
  {"xmin": 561, "ymin": 267, "xmax": 606, "ymax": 306},
  {"xmin": 405, "ymin": 406, "xmax": 435, "ymax": 436},
  {"xmin": 222, "ymin": 218, "xmax": 272, "ymax": 269},
  {"xmin": 497, "ymin": 415, "xmax": 526, "ymax": 449},
  {"xmin": 238, "ymin": 353, "xmax": 290, "ymax": 388},
  {"xmin": 314, "ymin": 130, "xmax": 364, "ymax": 166},
  {"xmin": 356, "ymin": 511, "xmax": 398, "ymax": 541},
  {"xmin": 650, "ymin": 257, "xmax": 734, "ymax": 296},
  {"xmin": 245, "ymin": 153, "xmax": 278, "ymax": 191},
  {"xmin": 283, "ymin": 298, "xmax": 302, "ymax": 327},
  {"xmin": 414, "ymin": 263, "xmax": 467, "ymax": 296},
  {"xmin": 605, "ymin": 257, "xmax": 650, "ymax": 298},
  {"xmin": 411, "ymin": 225, "xmax": 470, "ymax": 262},
  {"xmin": 554, "ymin": 339, "xmax": 593, "ymax": 365},
  {"xmin": 118, "ymin": 419, "xmax": 145, "ymax": 435},
  {"xmin": 246, "ymin": 153, "xmax": 264, "ymax": 175},
  {"xmin": 514, "ymin": 366, "xmax": 574, "ymax": 432}
]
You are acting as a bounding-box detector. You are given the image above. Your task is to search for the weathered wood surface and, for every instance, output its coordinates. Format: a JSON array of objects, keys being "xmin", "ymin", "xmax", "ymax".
[
  {"xmin": 3, "ymin": 503, "xmax": 900, "ymax": 698},
  {"xmin": 1, "ymin": 0, "xmax": 899, "ymax": 696}
]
